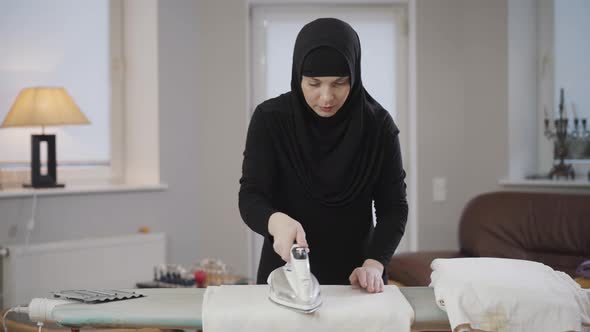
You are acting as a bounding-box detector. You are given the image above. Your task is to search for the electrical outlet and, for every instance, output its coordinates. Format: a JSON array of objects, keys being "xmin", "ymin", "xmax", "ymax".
[{"xmin": 433, "ymin": 177, "xmax": 446, "ymax": 202}]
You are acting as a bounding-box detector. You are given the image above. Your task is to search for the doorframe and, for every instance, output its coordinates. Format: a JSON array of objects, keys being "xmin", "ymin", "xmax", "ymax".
[{"xmin": 244, "ymin": 0, "xmax": 417, "ymax": 281}]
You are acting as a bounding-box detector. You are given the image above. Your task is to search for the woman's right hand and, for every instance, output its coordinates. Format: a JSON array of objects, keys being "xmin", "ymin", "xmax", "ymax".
[{"xmin": 268, "ymin": 212, "xmax": 308, "ymax": 262}]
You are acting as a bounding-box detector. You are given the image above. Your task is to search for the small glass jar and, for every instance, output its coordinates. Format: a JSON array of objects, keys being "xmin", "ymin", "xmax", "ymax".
[{"xmin": 196, "ymin": 258, "xmax": 227, "ymax": 286}]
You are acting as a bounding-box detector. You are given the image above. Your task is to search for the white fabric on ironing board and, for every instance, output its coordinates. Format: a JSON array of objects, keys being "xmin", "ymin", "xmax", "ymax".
[
  {"xmin": 430, "ymin": 257, "xmax": 590, "ymax": 332},
  {"xmin": 202, "ymin": 285, "xmax": 414, "ymax": 332}
]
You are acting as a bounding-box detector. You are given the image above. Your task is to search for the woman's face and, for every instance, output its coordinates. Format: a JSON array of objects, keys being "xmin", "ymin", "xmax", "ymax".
[{"xmin": 300, "ymin": 76, "xmax": 351, "ymax": 117}]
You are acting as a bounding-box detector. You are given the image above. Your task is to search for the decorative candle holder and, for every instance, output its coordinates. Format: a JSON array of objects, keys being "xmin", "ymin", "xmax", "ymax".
[{"xmin": 544, "ymin": 88, "xmax": 576, "ymax": 180}]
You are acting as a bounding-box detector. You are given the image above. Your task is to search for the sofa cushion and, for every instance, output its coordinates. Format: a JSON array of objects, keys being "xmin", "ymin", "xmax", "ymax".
[{"xmin": 388, "ymin": 251, "xmax": 464, "ymax": 286}]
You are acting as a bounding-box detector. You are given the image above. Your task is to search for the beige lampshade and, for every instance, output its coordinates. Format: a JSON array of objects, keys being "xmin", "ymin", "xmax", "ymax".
[{"xmin": 1, "ymin": 87, "xmax": 90, "ymax": 128}]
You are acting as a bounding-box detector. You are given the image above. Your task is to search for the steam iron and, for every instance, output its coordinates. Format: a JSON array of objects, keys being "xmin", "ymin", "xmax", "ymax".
[{"xmin": 267, "ymin": 245, "xmax": 322, "ymax": 313}]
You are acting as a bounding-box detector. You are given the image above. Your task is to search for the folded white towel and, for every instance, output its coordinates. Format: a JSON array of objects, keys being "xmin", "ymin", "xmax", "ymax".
[
  {"xmin": 430, "ymin": 257, "xmax": 590, "ymax": 332},
  {"xmin": 202, "ymin": 285, "xmax": 414, "ymax": 332}
]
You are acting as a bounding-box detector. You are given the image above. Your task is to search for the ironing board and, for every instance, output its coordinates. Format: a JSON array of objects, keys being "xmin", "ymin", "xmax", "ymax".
[{"xmin": 49, "ymin": 287, "xmax": 450, "ymax": 331}]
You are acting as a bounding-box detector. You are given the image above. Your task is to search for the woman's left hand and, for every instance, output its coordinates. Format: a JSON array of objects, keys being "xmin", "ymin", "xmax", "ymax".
[{"xmin": 349, "ymin": 259, "xmax": 384, "ymax": 293}]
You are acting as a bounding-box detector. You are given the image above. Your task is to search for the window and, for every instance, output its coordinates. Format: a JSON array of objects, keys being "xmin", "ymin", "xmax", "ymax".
[
  {"xmin": 539, "ymin": 0, "xmax": 590, "ymax": 177},
  {"xmin": 507, "ymin": 0, "xmax": 590, "ymax": 181},
  {"xmin": 0, "ymin": 0, "xmax": 123, "ymax": 186}
]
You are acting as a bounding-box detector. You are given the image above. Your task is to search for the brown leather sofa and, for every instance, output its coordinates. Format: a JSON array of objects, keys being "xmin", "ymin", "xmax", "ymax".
[{"xmin": 388, "ymin": 191, "xmax": 590, "ymax": 286}]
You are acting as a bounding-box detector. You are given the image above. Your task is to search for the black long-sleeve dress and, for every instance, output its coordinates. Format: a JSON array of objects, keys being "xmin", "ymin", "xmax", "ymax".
[{"xmin": 239, "ymin": 93, "xmax": 407, "ymax": 284}]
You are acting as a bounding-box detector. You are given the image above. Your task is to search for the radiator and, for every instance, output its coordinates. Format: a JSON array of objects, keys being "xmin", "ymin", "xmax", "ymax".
[{"xmin": 1, "ymin": 233, "xmax": 166, "ymax": 308}]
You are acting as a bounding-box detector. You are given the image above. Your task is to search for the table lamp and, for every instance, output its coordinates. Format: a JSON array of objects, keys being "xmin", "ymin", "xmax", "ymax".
[{"xmin": 0, "ymin": 87, "xmax": 90, "ymax": 188}]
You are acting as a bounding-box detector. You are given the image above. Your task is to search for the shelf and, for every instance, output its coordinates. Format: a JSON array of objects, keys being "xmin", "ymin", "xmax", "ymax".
[{"xmin": 0, "ymin": 183, "xmax": 168, "ymax": 199}]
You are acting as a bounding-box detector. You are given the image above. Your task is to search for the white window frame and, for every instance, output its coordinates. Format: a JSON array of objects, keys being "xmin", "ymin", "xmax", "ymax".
[{"xmin": 537, "ymin": 0, "xmax": 555, "ymax": 175}]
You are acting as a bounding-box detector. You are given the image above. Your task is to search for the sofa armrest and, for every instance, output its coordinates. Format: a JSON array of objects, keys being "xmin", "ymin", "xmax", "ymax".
[{"xmin": 388, "ymin": 251, "xmax": 465, "ymax": 286}]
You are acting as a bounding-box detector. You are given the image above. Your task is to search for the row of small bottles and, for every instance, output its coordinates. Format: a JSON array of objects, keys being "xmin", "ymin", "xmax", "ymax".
[{"xmin": 153, "ymin": 258, "xmax": 228, "ymax": 288}]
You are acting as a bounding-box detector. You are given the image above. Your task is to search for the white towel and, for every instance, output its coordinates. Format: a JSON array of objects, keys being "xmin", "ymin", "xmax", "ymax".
[
  {"xmin": 430, "ymin": 257, "xmax": 590, "ymax": 332},
  {"xmin": 202, "ymin": 285, "xmax": 414, "ymax": 332}
]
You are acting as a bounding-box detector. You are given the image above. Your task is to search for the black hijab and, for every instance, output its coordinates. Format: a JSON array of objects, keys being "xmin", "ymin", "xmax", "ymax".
[{"xmin": 278, "ymin": 18, "xmax": 398, "ymax": 206}]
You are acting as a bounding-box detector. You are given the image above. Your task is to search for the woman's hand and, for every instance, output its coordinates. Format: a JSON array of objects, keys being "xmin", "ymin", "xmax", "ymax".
[
  {"xmin": 349, "ymin": 259, "xmax": 384, "ymax": 293},
  {"xmin": 268, "ymin": 212, "xmax": 308, "ymax": 262}
]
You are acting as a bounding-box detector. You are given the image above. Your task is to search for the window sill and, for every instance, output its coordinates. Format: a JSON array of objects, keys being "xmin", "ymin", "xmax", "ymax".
[
  {"xmin": 0, "ymin": 183, "xmax": 168, "ymax": 199},
  {"xmin": 499, "ymin": 178, "xmax": 590, "ymax": 188}
]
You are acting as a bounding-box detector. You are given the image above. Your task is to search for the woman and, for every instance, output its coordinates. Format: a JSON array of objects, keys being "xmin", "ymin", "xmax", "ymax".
[{"xmin": 239, "ymin": 18, "xmax": 407, "ymax": 293}]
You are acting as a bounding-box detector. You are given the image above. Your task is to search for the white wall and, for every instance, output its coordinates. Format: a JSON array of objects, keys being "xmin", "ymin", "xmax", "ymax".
[
  {"xmin": 415, "ymin": 0, "xmax": 508, "ymax": 250},
  {"xmin": 124, "ymin": 0, "xmax": 160, "ymax": 185},
  {"xmin": 537, "ymin": 0, "xmax": 554, "ymax": 173}
]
